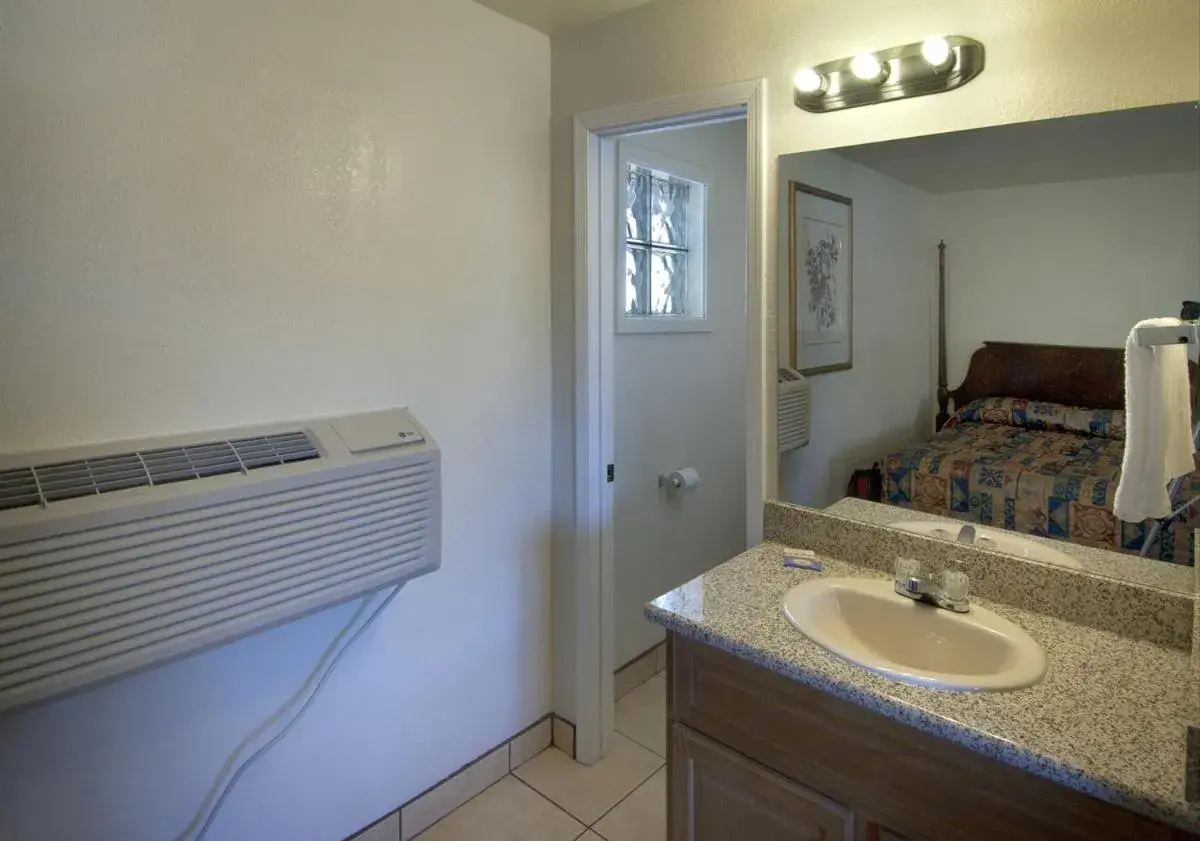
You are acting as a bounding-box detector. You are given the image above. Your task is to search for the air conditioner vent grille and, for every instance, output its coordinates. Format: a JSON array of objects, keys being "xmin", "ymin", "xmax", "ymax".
[
  {"xmin": 0, "ymin": 407, "xmax": 440, "ymax": 716},
  {"xmin": 0, "ymin": 469, "xmax": 41, "ymax": 512},
  {"xmin": 0, "ymin": 432, "xmax": 320, "ymax": 512}
]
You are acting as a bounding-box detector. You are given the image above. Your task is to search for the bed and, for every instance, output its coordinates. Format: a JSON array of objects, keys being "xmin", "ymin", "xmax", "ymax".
[{"xmin": 882, "ymin": 246, "xmax": 1200, "ymax": 564}]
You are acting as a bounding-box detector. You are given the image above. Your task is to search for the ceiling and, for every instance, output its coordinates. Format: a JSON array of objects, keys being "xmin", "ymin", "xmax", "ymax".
[
  {"xmin": 835, "ymin": 103, "xmax": 1200, "ymax": 194},
  {"xmin": 473, "ymin": 0, "xmax": 654, "ymax": 33}
]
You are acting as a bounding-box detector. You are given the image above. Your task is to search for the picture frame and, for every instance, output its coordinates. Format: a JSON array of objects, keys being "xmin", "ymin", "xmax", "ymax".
[{"xmin": 788, "ymin": 181, "xmax": 853, "ymax": 375}]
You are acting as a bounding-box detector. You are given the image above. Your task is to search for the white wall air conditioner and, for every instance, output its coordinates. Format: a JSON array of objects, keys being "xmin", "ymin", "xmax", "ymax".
[
  {"xmin": 0, "ymin": 408, "xmax": 440, "ymax": 715},
  {"xmin": 778, "ymin": 368, "xmax": 812, "ymax": 454}
]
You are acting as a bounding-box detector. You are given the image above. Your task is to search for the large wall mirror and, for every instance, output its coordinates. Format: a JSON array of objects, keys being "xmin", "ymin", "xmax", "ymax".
[{"xmin": 775, "ymin": 102, "xmax": 1200, "ymax": 592}]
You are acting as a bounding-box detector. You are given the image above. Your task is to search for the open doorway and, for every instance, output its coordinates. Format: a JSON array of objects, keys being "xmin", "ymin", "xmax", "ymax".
[
  {"xmin": 570, "ymin": 81, "xmax": 769, "ymax": 765},
  {"xmin": 610, "ymin": 117, "xmax": 749, "ymax": 674}
]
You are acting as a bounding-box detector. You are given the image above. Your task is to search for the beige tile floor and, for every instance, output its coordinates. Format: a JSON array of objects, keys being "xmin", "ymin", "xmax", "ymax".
[{"xmin": 414, "ymin": 671, "xmax": 667, "ymax": 841}]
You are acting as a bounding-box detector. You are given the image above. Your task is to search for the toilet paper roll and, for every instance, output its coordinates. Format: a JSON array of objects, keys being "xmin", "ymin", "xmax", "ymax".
[{"xmin": 668, "ymin": 467, "xmax": 701, "ymax": 490}]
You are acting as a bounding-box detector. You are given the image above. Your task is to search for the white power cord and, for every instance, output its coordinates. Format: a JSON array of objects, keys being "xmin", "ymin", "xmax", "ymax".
[{"xmin": 171, "ymin": 584, "xmax": 405, "ymax": 841}]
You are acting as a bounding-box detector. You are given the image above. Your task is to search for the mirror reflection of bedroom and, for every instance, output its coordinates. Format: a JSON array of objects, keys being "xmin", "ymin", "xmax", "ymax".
[{"xmin": 776, "ymin": 102, "xmax": 1200, "ymax": 590}]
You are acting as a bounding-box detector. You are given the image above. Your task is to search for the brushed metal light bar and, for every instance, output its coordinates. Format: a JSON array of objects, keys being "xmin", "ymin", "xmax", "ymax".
[{"xmin": 793, "ymin": 36, "xmax": 985, "ymax": 114}]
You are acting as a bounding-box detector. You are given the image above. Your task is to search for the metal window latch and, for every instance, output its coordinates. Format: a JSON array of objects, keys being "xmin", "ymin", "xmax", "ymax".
[{"xmin": 606, "ymin": 464, "xmax": 614, "ymax": 483}]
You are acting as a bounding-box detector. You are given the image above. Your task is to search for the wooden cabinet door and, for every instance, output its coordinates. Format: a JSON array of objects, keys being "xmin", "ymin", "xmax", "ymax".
[{"xmin": 671, "ymin": 723, "xmax": 853, "ymax": 841}]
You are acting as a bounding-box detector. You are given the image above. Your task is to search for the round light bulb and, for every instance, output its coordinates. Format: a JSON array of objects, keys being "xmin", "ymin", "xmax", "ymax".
[
  {"xmin": 793, "ymin": 67, "xmax": 826, "ymax": 95},
  {"xmin": 850, "ymin": 52, "xmax": 886, "ymax": 83},
  {"xmin": 921, "ymin": 36, "xmax": 954, "ymax": 69}
]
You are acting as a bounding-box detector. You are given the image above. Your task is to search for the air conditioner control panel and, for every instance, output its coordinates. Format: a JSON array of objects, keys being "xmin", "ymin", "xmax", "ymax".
[{"xmin": 331, "ymin": 409, "xmax": 427, "ymax": 453}]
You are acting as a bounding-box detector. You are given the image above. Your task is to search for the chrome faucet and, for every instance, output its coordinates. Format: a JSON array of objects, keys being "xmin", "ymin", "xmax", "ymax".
[{"xmin": 893, "ymin": 558, "xmax": 970, "ymax": 613}]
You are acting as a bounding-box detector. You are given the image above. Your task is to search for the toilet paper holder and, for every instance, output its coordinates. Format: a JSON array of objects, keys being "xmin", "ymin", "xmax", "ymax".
[{"xmin": 658, "ymin": 467, "xmax": 701, "ymax": 491}]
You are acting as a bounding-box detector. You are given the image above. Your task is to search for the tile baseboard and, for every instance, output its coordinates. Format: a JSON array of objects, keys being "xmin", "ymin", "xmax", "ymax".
[
  {"xmin": 347, "ymin": 811, "xmax": 400, "ymax": 841},
  {"xmin": 552, "ymin": 714, "xmax": 576, "ymax": 759},
  {"xmin": 400, "ymin": 744, "xmax": 509, "ymax": 840},
  {"xmin": 614, "ymin": 642, "xmax": 665, "ymax": 700},
  {"xmin": 345, "ymin": 713, "xmax": 556, "ymax": 841},
  {"xmin": 510, "ymin": 717, "xmax": 554, "ymax": 769},
  {"xmin": 348, "ymin": 647, "xmax": 658, "ymax": 838}
]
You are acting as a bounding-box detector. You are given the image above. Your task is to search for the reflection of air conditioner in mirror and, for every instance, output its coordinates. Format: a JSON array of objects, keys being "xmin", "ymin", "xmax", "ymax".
[
  {"xmin": 778, "ymin": 368, "xmax": 812, "ymax": 453},
  {"xmin": 0, "ymin": 408, "xmax": 440, "ymax": 715}
]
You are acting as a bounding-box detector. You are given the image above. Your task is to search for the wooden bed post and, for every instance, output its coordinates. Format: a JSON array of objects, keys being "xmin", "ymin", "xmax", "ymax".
[{"xmin": 936, "ymin": 240, "xmax": 950, "ymax": 430}]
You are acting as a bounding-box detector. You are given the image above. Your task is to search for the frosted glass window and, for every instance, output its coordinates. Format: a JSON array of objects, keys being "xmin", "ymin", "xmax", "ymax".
[{"xmin": 625, "ymin": 164, "xmax": 696, "ymax": 316}]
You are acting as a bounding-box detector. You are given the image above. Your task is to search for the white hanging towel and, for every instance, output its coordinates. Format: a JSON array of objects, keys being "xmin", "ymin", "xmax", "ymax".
[{"xmin": 1114, "ymin": 317, "xmax": 1196, "ymax": 521}]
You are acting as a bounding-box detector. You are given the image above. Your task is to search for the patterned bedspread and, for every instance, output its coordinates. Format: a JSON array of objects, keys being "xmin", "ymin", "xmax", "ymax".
[{"xmin": 883, "ymin": 397, "xmax": 1199, "ymax": 564}]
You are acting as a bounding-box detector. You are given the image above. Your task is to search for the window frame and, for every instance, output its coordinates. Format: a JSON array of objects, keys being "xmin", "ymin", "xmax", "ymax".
[{"xmin": 615, "ymin": 142, "xmax": 711, "ymax": 334}]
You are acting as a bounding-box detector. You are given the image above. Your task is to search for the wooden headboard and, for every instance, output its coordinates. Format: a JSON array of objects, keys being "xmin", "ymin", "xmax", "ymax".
[
  {"xmin": 936, "ymin": 341, "xmax": 1199, "ymax": 429},
  {"xmin": 933, "ymin": 243, "xmax": 1197, "ymax": 429},
  {"xmin": 936, "ymin": 341, "xmax": 1125, "ymax": 428},
  {"xmin": 933, "ymin": 241, "xmax": 1117, "ymax": 429}
]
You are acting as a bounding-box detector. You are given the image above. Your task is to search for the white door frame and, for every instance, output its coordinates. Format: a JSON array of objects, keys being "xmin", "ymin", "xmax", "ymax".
[{"xmin": 571, "ymin": 79, "xmax": 772, "ymax": 764}]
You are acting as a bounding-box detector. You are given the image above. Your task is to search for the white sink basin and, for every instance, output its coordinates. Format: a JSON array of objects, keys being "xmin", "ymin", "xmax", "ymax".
[
  {"xmin": 782, "ymin": 578, "xmax": 1046, "ymax": 692},
  {"xmin": 890, "ymin": 520, "xmax": 1082, "ymax": 570}
]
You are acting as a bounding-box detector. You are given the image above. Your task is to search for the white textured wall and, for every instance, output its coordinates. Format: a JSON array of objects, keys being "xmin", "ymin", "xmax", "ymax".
[
  {"xmin": 0, "ymin": 2, "xmax": 550, "ymax": 840},
  {"xmin": 777, "ymin": 152, "xmax": 935, "ymax": 508},
  {"xmin": 550, "ymin": 0, "xmax": 1200, "ymax": 722},
  {"xmin": 612, "ymin": 120, "xmax": 748, "ymax": 666},
  {"xmin": 937, "ymin": 172, "xmax": 1200, "ymax": 386}
]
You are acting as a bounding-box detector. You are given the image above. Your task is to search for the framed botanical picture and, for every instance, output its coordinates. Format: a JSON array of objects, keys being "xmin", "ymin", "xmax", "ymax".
[{"xmin": 788, "ymin": 181, "xmax": 853, "ymax": 375}]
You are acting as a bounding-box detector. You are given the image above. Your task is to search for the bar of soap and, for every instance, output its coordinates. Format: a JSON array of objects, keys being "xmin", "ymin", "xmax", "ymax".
[{"xmin": 784, "ymin": 550, "xmax": 823, "ymax": 571}]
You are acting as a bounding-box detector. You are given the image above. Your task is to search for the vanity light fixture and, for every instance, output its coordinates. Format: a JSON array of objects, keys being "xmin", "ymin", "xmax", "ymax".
[
  {"xmin": 794, "ymin": 35, "xmax": 984, "ymax": 113},
  {"xmin": 793, "ymin": 66, "xmax": 827, "ymax": 96},
  {"xmin": 849, "ymin": 53, "xmax": 888, "ymax": 84},
  {"xmin": 920, "ymin": 36, "xmax": 955, "ymax": 71}
]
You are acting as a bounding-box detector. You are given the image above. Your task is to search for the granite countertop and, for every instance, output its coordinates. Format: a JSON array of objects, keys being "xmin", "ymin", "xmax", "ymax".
[
  {"xmin": 825, "ymin": 497, "xmax": 1197, "ymax": 596},
  {"xmin": 646, "ymin": 541, "xmax": 1200, "ymax": 832}
]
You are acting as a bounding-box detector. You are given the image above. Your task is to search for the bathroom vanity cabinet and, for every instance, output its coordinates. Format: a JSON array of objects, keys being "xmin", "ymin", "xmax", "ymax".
[{"xmin": 666, "ymin": 634, "xmax": 1198, "ymax": 841}]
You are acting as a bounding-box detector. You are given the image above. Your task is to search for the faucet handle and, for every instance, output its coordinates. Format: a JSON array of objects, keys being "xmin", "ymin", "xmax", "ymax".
[
  {"xmin": 941, "ymin": 568, "xmax": 969, "ymax": 603},
  {"xmin": 894, "ymin": 557, "xmax": 920, "ymax": 581}
]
